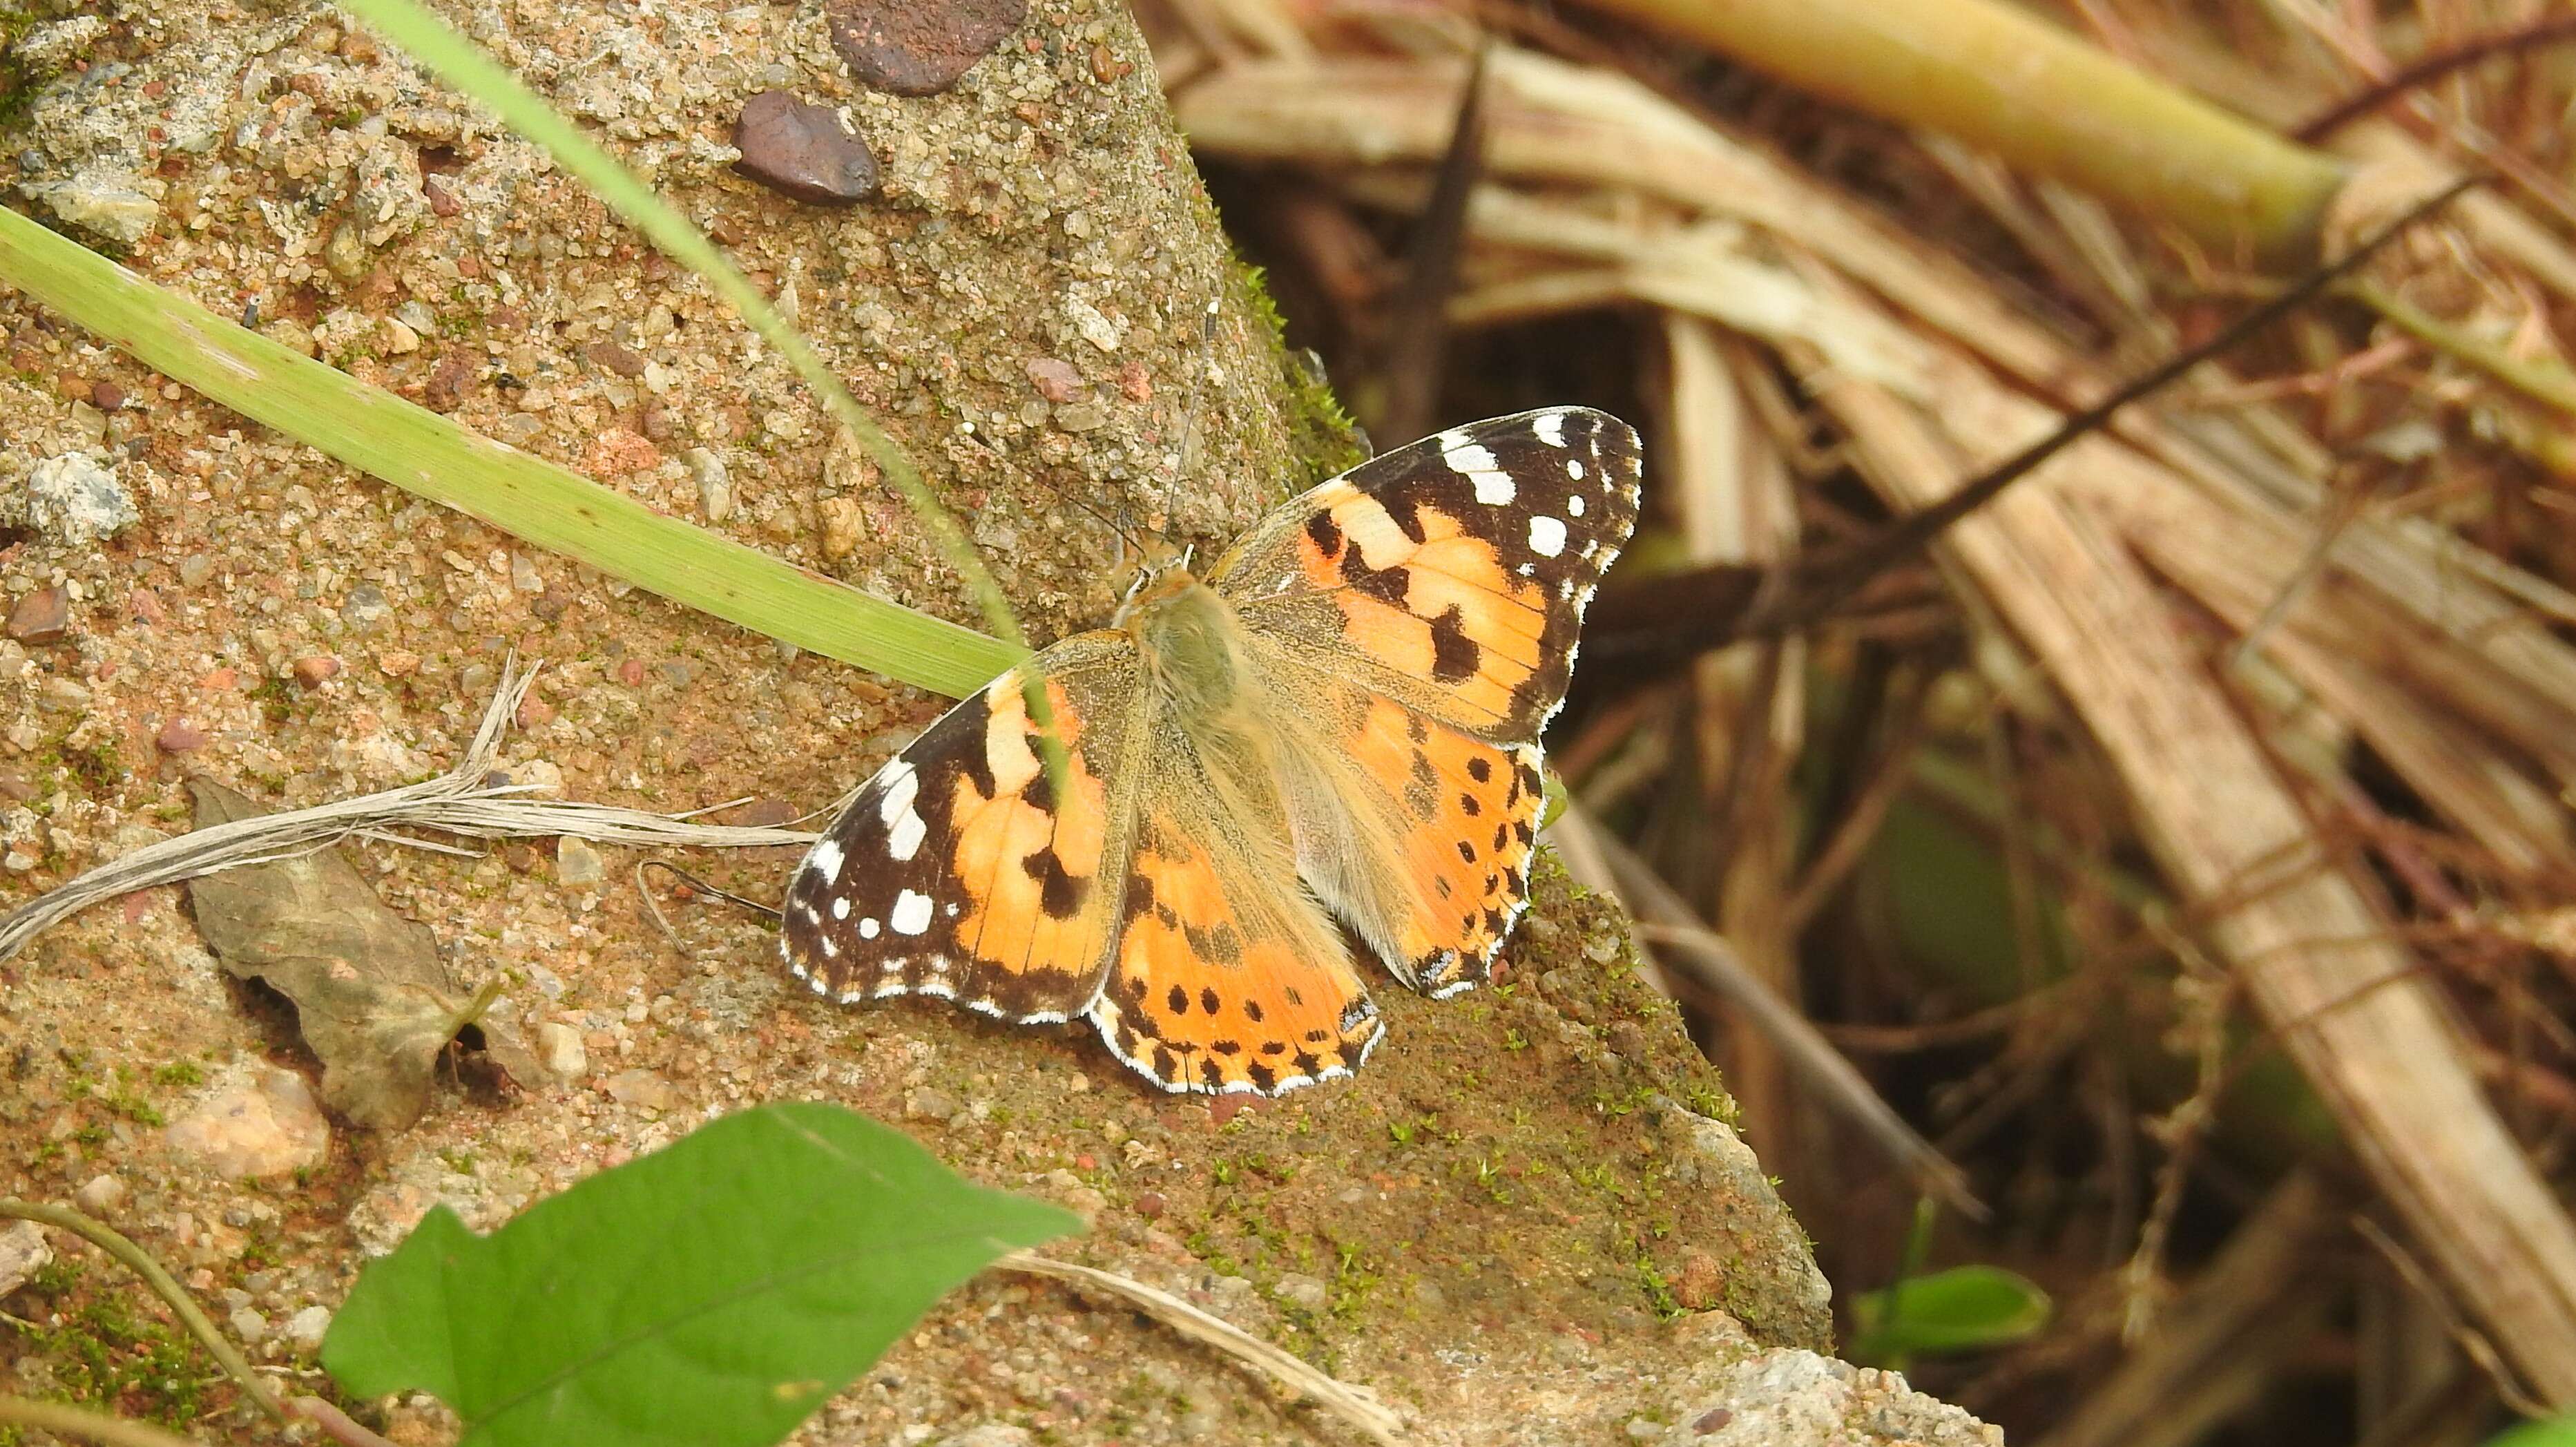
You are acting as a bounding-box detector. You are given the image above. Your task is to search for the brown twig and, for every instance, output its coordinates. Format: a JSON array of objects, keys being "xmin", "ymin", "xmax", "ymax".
[
  {"xmin": 2293, "ymin": 16, "xmax": 2576, "ymax": 142},
  {"xmin": 291, "ymin": 1395, "xmax": 405, "ymax": 1447},
  {"xmin": 1731, "ymin": 174, "xmax": 2483, "ymax": 642},
  {"xmin": 1374, "ymin": 44, "xmax": 1490, "ymax": 442}
]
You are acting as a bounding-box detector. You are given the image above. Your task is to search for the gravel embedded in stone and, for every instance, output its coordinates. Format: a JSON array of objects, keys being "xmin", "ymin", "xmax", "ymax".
[
  {"xmin": 732, "ymin": 91, "xmax": 881, "ymax": 206},
  {"xmin": 1025, "ymin": 356, "xmax": 1082, "ymax": 402},
  {"xmin": 826, "ymin": 0, "xmax": 1028, "ymax": 96},
  {"xmin": 5, "ymin": 586, "xmax": 70, "ymax": 644}
]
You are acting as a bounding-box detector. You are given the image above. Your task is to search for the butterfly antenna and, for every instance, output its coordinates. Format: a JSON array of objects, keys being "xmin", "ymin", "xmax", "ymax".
[
  {"xmin": 957, "ymin": 421, "xmax": 1155, "ymax": 565},
  {"xmin": 1177, "ymin": 297, "xmax": 1221, "ymax": 478}
]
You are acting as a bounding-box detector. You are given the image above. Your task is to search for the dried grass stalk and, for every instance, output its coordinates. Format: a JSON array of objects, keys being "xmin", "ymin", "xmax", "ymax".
[
  {"xmin": 0, "ymin": 661, "xmax": 814, "ymax": 964},
  {"xmin": 1797, "ymin": 307, "xmax": 2576, "ymax": 1401},
  {"xmin": 1001, "ymin": 1253, "xmax": 1403, "ymax": 1444}
]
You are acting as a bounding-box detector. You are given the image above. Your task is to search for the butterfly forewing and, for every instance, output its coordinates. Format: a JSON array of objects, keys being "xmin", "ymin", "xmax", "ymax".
[
  {"xmin": 779, "ymin": 636, "xmax": 1145, "ymax": 1024},
  {"xmin": 1211, "ymin": 406, "xmax": 1642, "ymax": 741}
]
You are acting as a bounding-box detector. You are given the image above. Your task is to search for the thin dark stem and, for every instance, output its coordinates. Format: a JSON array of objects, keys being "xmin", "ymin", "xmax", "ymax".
[
  {"xmin": 1735, "ymin": 174, "xmax": 2482, "ymax": 641},
  {"xmin": 2294, "ymin": 17, "xmax": 2576, "ymax": 142},
  {"xmin": 0, "ymin": 1200, "xmax": 289, "ymax": 1425}
]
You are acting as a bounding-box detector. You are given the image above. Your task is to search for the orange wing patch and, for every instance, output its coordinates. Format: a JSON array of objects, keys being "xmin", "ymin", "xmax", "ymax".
[
  {"xmin": 780, "ymin": 651, "xmax": 1134, "ymax": 1026},
  {"xmin": 1344, "ymin": 698, "xmax": 1546, "ymax": 995},
  {"xmin": 1294, "ymin": 481, "xmax": 1550, "ymax": 731},
  {"xmin": 947, "ymin": 678, "xmax": 1117, "ymax": 990},
  {"xmin": 1090, "ymin": 819, "xmax": 1383, "ymax": 1094}
]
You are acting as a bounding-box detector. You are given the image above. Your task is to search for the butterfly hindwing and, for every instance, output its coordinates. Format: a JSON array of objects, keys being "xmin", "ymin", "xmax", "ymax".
[
  {"xmin": 1212, "ymin": 406, "xmax": 1642, "ymax": 742},
  {"xmin": 1088, "ymin": 801, "xmax": 1383, "ymax": 1095},
  {"xmin": 779, "ymin": 635, "xmax": 1143, "ymax": 1024}
]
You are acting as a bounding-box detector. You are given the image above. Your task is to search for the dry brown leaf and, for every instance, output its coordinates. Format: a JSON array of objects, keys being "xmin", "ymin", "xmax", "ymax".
[{"xmin": 184, "ymin": 780, "xmax": 539, "ymax": 1130}]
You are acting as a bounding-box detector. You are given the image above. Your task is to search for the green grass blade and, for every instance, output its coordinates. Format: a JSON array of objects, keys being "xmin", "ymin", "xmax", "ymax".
[
  {"xmin": 334, "ymin": 0, "xmax": 1033, "ymax": 656},
  {"xmin": 0, "ymin": 204, "xmax": 1023, "ymax": 700}
]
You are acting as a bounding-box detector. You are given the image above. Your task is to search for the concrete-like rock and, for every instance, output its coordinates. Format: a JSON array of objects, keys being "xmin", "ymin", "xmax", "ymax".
[
  {"xmin": 25, "ymin": 452, "xmax": 139, "ymax": 544},
  {"xmin": 0, "ymin": 1220, "xmax": 53, "ymax": 1296},
  {"xmin": 1640, "ymin": 1348, "xmax": 2001, "ymax": 1447}
]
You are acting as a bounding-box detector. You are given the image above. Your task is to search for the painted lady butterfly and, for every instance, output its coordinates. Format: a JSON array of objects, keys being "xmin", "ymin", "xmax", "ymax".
[{"xmin": 781, "ymin": 407, "xmax": 1642, "ymax": 1093}]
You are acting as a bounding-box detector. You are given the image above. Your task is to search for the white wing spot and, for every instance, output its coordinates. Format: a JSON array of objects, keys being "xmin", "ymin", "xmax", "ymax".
[
  {"xmin": 832, "ymin": 896, "xmax": 851, "ymax": 921},
  {"xmin": 1517, "ymin": 561, "xmax": 1537, "ymax": 577},
  {"xmin": 1528, "ymin": 515, "xmax": 1568, "ymax": 557},
  {"xmin": 1567, "ymin": 459, "xmax": 1585, "ymax": 481},
  {"xmin": 1445, "ymin": 441, "xmax": 1499, "ymax": 472},
  {"xmin": 876, "ymin": 761, "xmax": 926, "ymax": 862},
  {"xmin": 1533, "ymin": 411, "xmax": 1568, "ymax": 448},
  {"xmin": 818, "ymin": 936, "xmax": 839, "ymax": 959},
  {"xmin": 1470, "ymin": 471, "xmax": 1515, "ymax": 506},
  {"xmin": 858, "ymin": 917, "xmax": 881, "ymax": 939},
  {"xmin": 807, "ymin": 836, "xmax": 845, "ymax": 884},
  {"xmin": 1566, "ymin": 493, "xmax": 1585, "ymax": 517},
  {"xmin": 891, "ymin": 889, "xmax": 935, "ymax": 935}
]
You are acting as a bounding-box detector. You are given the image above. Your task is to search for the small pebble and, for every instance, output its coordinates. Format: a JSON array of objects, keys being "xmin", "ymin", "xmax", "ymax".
[
  {"xmin": 0, "ymin": 1221, "xmax": 53, "ymax": 1296},
  {"xmin": 177, "ymin": 555, "xmax": 215, "ymax": 588},
  {"xmin": 732, "ymin": 91, "xmax": 880, "ymax": 206},
  {"xmin": 5, "ymin": 587, "xmax": 69, "ymax": 644},
  {"xmin": 817, "ymin": 495, "xmax": 864, "ymax": 559},
  {"xmin": 555, "ymin": 836, "xmax": 604, "ymax": 887},
  {"xmin": 827, "ymin": 0, "xmax": 1028, "ymax": 96},
  {"xmin": 905, "ymin": 1086, "xmax": 963, "ymax": 1122},
  {"xmin": 1052, "ymin": 403, "xmax": 1108, "ymax": 432},
  {"xmin": 1024, "ymin": 356, "xmax": 1080, "ymax": 403},
  {"xmin": 583, "ymin": 340, "xmax": 647, "ymax": 378},
  {"xmin": 229, "ymin": 1305, "xmax": 269, "ymax": 1345},
  {"xmin": 537, "ymin": 1022, "xmax": 588, "ymax": 1081},
  {"xmin": 292, "ymin": 655, "xmax": 341, "ymax": 687},
  {"xmin": 73, "ymin": 1173, "xmax": 126, "ymax": 1215},
  {"xmin": 603, "ymin": 1069, "xmax": 675, "ymax": 1112},
  {"xmin": 1273, "ymin": 1272, "xmax": 1329, "ymax": 1313},
  {"xmin": 284, "ymin": 1304, "xmax": 332, "ymax": 1352},
  {"xmin": 165, "ymin": 1066, "xmax": 329, "ymax": 1180},
  {"xmin": 718, "ymin": 798, "xmax": 800, "ymax": 828},
  {"xmin": 157, "ymin": 718, "xmax": 211, "ymax": 753}
]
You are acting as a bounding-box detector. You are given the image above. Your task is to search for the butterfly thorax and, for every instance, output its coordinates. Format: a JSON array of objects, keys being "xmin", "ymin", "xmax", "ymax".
[{"xmin": 1118, "ymin": 568, "xmax": 1248, "ymax": 722}]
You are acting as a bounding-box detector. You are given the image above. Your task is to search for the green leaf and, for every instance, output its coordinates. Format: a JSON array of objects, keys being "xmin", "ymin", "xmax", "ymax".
[
  {"xmin": 324, "ymin": 1102, "xmax": 1079, "ymax": 1446},
  {"xmin": 1847, "ymin": 1265, "xmax": 2050, "ymax": 1361},
  {"xmin": 2488, "ymin": 1421, "xmax": 2576, "ymax": 1447}
]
